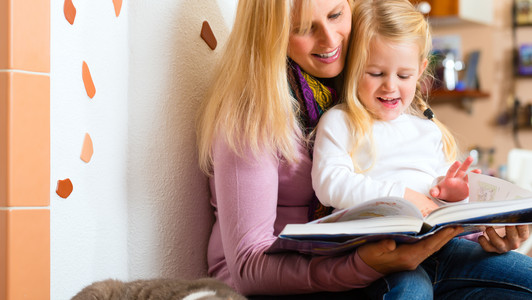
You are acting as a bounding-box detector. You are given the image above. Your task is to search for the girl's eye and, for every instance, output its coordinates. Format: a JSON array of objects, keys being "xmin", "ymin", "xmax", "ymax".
[
  {"xmin": 398, "ymin": 74, "xmax": 412, "ymax": 79},
  {"xmin": 368, "ymin": 72, "xmax": 382, "ymax": 77}
]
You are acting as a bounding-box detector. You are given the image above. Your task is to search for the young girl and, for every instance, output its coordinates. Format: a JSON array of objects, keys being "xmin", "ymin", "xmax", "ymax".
[
  {"xmin": 312, "ymin": 0, "xmax": 532, "ymax": 298},
  {"xmin": 312, "ymin": 0, "xmax": 474, "ymax": 216}
]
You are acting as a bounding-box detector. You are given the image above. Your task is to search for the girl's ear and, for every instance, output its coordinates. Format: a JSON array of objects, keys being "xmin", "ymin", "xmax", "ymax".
[{"xmin": 418, "ymin": 58, "xmax": 429, "ymax": 79}]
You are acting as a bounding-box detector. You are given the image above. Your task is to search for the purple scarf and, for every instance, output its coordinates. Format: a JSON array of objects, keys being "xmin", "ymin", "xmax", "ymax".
[{"xmin": 287, "ymin": 59, "xmax": 338, "ymax": 221}]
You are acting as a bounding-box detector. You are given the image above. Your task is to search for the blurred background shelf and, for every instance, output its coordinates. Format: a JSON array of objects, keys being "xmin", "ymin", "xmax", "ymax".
[{"xmin": 429, "ymin": 89, "xmax": 490, "ymax": 100}]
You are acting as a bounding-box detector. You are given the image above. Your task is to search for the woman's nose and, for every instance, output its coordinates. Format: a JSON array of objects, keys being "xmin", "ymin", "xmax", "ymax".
[{"xmin": 317, "ymin": 24, "xmax": 335, "ymax": 47}]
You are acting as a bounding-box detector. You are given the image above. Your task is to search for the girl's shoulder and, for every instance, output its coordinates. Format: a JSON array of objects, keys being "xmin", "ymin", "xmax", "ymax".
[
  {"xmin": 322, "ymin": 104, "xmax": 348, "ymax": 118},
  {"xmin": 400, "ymin": 113, "xmax": 436, "ymax": 127},
  {"xmin": 319, "ymin": 104, "xmax": 350, "ymax": 126},
  {"xmin": 400, "ymin": 113, "xmax": 442, "ymax": 136}
]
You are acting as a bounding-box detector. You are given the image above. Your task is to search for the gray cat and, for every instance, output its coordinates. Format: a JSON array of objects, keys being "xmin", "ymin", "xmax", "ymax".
[{"xmin": 71, "ymin": 277, "xmax": 247, "ymax": 300}]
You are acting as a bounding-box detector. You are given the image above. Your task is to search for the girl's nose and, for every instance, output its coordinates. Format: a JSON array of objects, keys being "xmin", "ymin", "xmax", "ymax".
[{"xmin": 382, "ymin": 76, "xmax": 397, "ymax": 91}]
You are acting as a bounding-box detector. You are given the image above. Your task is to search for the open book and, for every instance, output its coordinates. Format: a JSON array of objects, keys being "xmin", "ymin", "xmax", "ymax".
[{"xmin": 266, "ymin": 172, "xmax": 532, "ymax": 256}]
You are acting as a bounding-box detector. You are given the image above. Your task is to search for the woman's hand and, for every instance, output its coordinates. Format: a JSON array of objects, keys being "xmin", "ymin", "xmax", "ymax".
[
  {"xmin": 429, "ymin": 156, "xmax": 481, "ymax": 202},
  {"xmin": 357, "ymin": 227, "xmax": 463, "ymax": 274},
  {"xmin": 478, "ymin": 225, "xmax": 530, "ymax": 254}
]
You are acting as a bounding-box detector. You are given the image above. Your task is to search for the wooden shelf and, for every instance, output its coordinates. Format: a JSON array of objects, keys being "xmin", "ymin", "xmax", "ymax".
[
  {"xmin": 427, "ymin": 89, "xmax": 490, "ymax": 114},
  {"xmin": 514, "ymin": 22, "xmax": 532, "ymax": 27},
  {"xmin": 429, "ymin": 89, "xmax": 490, "ymax": 100},
  {"xmin": 515, "ymin": 73, "xmax": 532, "ymax": 78}
]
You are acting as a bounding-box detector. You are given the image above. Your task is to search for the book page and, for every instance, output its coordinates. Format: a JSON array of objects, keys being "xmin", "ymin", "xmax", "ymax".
[
  {"xmin": 468, "ymin": 172, "xmax": 532, "ymax": 202},
  {"xmin": 314, "ymin": 197, "xmax": 423, "ymax": 224},
  {"xmin": 280, "ymin": 215, "xmax": 423, "ymax": 237}
]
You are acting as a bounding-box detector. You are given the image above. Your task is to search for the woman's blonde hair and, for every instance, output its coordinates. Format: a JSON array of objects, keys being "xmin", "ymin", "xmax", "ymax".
[
  {"xmin": 197, "ymin": 0, "xmax": 353, "ymax": 175},
  {"xmin": 342, "ymin": 0, "xmax": 457, "ymax": 172}
]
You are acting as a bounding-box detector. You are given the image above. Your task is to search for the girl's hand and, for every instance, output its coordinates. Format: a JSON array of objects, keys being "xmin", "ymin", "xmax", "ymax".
[
  {"xmin": 429, "ymin": 156, "xmax": 481, "ymax": 202},
  {"xmin": 478, "ymin": 225, "xmax": 530, "ymax": 254},
  {"xmin": 404, "ymin": 188, "xmax": 439, "ymax": 217},
  {"xmin": 357, "ymin": 227, "xmax": 463, "ymax": 274}
]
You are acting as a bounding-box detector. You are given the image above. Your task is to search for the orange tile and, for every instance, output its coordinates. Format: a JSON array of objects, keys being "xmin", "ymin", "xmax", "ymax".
[
  {"xmin": 0, "ymin": 0, "xmax": 50, "ymax": 72},
  {"xmin": 0, "ymin": 209, "xmax": 50, "ymax": 300},
  {"xmin": 0, "ymin": 210, "xmax": 7, "ymax": 299},
  {"xmin": 1, "ymin": 72, "xmax": 50, "ymax": 207},
  {"xmin": 0, "ymin": 73, "xmax": 7, "ymax": 206},
  {"xmin": 0, "ymin": 0, "xmax": 9, "ymax": 69}
]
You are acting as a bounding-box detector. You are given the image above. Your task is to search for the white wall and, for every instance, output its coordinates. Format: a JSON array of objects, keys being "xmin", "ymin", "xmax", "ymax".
[{"xmin": 51, "ymin": 0, "xmax": 237, "ymax": 299}]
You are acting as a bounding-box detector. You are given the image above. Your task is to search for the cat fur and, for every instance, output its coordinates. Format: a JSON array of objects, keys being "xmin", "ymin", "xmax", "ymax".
[{"xmin": 71, "ymin": 277, "xmax": 247, "ymax": 300}]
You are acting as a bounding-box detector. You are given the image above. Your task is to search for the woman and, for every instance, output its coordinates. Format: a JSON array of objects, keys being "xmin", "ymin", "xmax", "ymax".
[{"xmin": 196, "ymin": 0, "xmax": 525, "ymax": 298}]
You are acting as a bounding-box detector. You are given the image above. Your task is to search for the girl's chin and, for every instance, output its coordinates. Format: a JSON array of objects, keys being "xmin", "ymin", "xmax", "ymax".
[{"xmin": 376, "ymin": 112, "xmax": 400, "ymax": 121}]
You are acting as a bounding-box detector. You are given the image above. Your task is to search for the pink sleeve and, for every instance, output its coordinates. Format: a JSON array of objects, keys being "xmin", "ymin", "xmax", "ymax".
[
  {"xmin": 459, "ymin": 232, "xmax": 481, "ymax": 243},
  {"xmin": 212, "ymin": 138, "xmax": 382, "ymax": 295}
]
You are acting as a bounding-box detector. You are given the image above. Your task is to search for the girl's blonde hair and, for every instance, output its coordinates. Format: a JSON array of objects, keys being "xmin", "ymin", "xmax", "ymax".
[
  {"xmin": 197, "ymin": 0, "xmax": 354, "ymax": 175},
  {"xmin": 342, "ymin": 0, "xmax": 457, "ymax": 172}
]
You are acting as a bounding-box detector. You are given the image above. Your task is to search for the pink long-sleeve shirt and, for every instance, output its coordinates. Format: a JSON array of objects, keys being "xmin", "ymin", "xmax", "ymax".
[{"xmin": 207, "ymin": 136, "xmax": 382, "ymax": 296}]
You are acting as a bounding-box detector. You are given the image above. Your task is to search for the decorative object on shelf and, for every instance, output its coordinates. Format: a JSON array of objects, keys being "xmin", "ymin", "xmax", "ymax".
[
  {"xmin": 432, "ymin": 35, "xmax": 464, "ymax": 91},
  {"xmin": 515, "ymin": 0, "xmax": 532, "ymax": 25},
  {"xmin": 518, "ymin": 44, "xmax": 532, "ymax": 75},
  {"xmin": 463, "ymin": 50, "xmax": 480, "ymax": 90},
  {"xmin": 415, "ymin": 1, "xmax": 432, "ymax": 15}
]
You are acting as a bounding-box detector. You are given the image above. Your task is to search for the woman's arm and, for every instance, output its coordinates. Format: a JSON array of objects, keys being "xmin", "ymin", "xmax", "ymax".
[{"xmin": 211, "ymin": 136, "xmax": 381, "ymax": 295}]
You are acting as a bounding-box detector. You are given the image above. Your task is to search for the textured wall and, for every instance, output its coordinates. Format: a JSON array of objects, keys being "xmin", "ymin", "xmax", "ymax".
[
  {"xmin": 126, "ymin": 0, "xmax": 236, "ymax": 280},
  {"xmin": 51, "ymin": 0, "xmax": 236, "ymax": 298}
]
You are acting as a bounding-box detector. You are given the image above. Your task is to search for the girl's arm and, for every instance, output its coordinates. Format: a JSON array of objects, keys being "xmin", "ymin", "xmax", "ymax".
[{"xmin": 212, "ymin": 136, "xmax": 381, "ymax": 295}]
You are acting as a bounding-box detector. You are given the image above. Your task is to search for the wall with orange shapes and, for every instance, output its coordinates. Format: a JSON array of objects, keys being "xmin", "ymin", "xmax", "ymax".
[
  {"xmin": 50, "ymin": 0, "xmax": 237, "ymax": 299},
  {"xmin": 51, "ymin": 1, "xmax": 129, "ymax": 298}
]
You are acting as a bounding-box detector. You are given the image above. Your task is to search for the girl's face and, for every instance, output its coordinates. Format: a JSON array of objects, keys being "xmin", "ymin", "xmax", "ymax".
[
  {"xmin": 357, "ymin": 36, "xmax": 428, "ymax": 121},
  {"xmin": 288, "ymin": 0, "xmax": 352, "ymax": 79}
]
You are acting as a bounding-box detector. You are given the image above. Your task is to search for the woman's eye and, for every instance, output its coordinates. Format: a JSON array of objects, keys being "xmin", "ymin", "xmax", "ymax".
[{"xmin": 329, "ymin": 11, "xmax": 342, "ymax": 20}]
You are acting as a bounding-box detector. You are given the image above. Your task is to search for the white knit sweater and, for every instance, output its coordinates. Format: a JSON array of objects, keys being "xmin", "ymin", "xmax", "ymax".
[{"xmin": 312, "ymin": 107, "xmax": 451, "ymax": 210}]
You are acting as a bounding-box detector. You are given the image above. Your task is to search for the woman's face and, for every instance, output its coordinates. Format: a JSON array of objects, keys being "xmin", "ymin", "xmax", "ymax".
[{"xmin": 288, "ymin": 0, "xmax": 352, "ymax": 79}]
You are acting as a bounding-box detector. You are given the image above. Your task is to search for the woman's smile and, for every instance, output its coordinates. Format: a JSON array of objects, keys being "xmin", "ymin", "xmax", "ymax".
[{"xmin": 313, "ymin": 46, "xmax": 341, "ymax": 63}]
